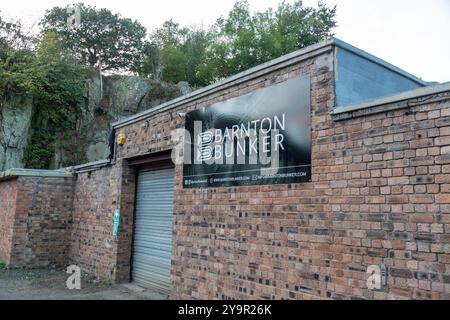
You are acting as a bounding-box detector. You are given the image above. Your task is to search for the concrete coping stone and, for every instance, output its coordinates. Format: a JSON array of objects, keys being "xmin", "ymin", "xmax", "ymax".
[
  {"xmin": 0, "ymin": 160, "xmax": 111, "ymax": 182},
  {"xmin": 331, "ymin": 82, "xmax": 450, "ymax": 120},
  {"xmin": 0, "ymin": 168, "xmax": 73, "ymax": 181},
  {"xmin": 71, "ymin": 159, "xmax": 111, "ymax": 173}
]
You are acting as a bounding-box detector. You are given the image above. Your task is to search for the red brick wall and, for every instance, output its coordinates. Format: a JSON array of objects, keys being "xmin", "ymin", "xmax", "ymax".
[
  {"xmin": 113, "ymin": 49, "xmax": 450, "ymax": 300},
  {"xmin": 15, "ymin": 177, "xmax": 74, "ymax": 267},
  {"xmin": 0, "ymin": 176, "xmax": 74, "ymax": 267},
  {"xmin": 302, "ymin": 104, "xmax": 450, "ymax": 300},
  {"xmin": 70, "ymin": 160, "xmax": 135, "ymax": 281},
  {"xmin": 0, "ymin": 178, "xmax": 18, "ymax": 265},
  {"xmin": 0, "ymin": 164, "xmax": 136, "ymax": 277}
]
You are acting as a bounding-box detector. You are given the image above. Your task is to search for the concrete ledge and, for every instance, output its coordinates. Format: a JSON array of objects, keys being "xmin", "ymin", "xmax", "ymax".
[
  {"xmin": 71, "ymin": 159, "xmax": 111, "ymax": 173},
  {"xmin": 0, "ymin": 160, "xmax": 112, "ymax": 182},
  {"xmin": 331, "ymin": 82, "xmax": 450, "ymax": 120},
  {"xmin": 0, "ymin": 168, "xmax": 73, "ymax": 182}
]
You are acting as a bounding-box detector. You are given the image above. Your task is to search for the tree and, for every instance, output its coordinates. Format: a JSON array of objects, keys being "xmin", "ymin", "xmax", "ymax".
[
  {"xmin": 40, "ymin": 3, "xmax": 147, "ymax": 71},
  {"xmin": 207, "ymin": 0, "xmax": 337, "ymax": 80},
  {"xmin": 138, "ymin": 42, "xmax": 160, "ymax": 80},
  {"xmin": 140, "ymin": 21, "xmax": 211, "ymax": 87},
  {"xmin": 31, "ymin": 32, "xmax": 85, "ymax": 128},
  {"xmin": 0, "ymin": 16, "xmax": 35, "ymax": 98},
  {"xmin": 142, "ymin": 0, "xmax": 336, "ymax": 87}
]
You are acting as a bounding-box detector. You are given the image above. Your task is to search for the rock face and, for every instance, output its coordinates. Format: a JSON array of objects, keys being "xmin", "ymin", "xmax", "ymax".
[
  {"xmin": 0, "ymin": 76, "xmax": 190, "ymax": 171},
  {"xmin": 0, "ymin": 96, "xmax": 33, "ymax": 172},
  {"xmin": 103, "ymin": 75, "xmax": 150, "ymax": 118}
]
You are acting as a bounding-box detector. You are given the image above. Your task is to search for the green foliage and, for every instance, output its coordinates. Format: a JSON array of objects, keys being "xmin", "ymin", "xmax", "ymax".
[
  {"xmin": 140, "ymin": 21, "xmax": 211, "ymax": 87},
  {"xmin": 31, "ymin": 32, "xmax": 85, "ymax": 128},
  {"xmin": 88, "ymin": 277, "xmax": 113, "ymax": 288},
  {"xmin": 24, "ymin": 32, "xmax": 86, "ymax": 168},
  {"xmin": 0, "ymin": 18, "xmax": 36, "ymax": 98},
  {"xmin": 23, "ymin": 131, "xmax": 55, "ymax": 169},
  {"xmin": 209, "ymin": 0, "xmax": 336, "ymax": 80},
  {"xmin": 140, "ymin": 0, "xmax": 336, "ymax": 86},
  {"xmin": 139, "ymin": 43, "xmax": 160, "ymax": 80},
  {"xmin": 0, "ymin": 48, "xmax": 35, "ymax": 98},
  {"xmin": 1, "ymin": 14, "xmax": 86, "ymax": 168},
  {"xmin": 41, "ymin": 3, "xmax": 147, "ymax": 71}
]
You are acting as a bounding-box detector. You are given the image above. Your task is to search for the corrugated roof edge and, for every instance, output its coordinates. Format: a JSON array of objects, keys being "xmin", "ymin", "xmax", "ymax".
[
  {"xmin": 112, "ymin": 37, "xmax": 430, "ymax": 129},
  {"xmin": 331, "ymin": 82, "xmax": 450, "ymax": 119}
]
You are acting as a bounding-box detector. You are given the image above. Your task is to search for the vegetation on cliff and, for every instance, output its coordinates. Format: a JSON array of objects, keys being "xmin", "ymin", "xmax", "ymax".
[
  {"xmin": 0, "ymin": 18, "xmax": 87, "ymax": 168},
  {"xmin": 24, "ymin": 32, "xmax": 86, "ymax": 168}
]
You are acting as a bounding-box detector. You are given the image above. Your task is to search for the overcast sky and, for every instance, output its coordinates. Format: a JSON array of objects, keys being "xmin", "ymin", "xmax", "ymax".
[{"xmin": 1, "ymin": 0, "xmax": 449, "ymax": 83}]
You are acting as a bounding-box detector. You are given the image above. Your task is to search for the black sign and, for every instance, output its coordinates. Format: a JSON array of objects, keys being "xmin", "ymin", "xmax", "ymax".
[{"xmin": 183, "ymin": 76, "xmax": 311, "ymax": 188}]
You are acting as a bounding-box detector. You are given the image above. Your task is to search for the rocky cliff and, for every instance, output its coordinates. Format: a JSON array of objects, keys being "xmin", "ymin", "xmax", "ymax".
[{"xmin": 0, "ymin": 96, "xmax": 33, "ymax": 171}]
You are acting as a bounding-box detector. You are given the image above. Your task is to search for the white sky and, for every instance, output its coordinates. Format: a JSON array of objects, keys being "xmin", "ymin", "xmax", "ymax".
[{"xmin": 1, "ymin": 0, "xmax": 449, "ymax": 83}]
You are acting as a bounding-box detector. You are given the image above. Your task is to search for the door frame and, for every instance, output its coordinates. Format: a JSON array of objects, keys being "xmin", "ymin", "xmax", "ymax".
[{"xmin": 127, "ymin": 150, "xmax": 175, "ymax": 293}]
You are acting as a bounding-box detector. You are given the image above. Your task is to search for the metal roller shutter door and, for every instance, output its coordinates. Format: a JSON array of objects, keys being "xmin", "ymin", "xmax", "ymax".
[{"xmin": 132, "ymin": 168, "xmax": 175, "ymax": 294}]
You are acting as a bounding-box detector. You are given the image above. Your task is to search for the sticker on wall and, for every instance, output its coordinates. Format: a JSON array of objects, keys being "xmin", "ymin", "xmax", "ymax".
[
  {"xmin": 113, "ymin": 209, "xmax": 120, "ymax": 237},
  {"xmin": 183, "ymin": 76, "xmax": 311, "ymax": 188}
]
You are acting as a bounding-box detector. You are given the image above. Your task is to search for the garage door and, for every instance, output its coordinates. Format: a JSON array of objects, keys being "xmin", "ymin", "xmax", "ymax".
[{"xmin": 132, "ymin": 167, "xmax": 175, "ymax": 295}]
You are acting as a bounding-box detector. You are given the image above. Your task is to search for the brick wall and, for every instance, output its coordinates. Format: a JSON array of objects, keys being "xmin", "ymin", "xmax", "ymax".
[
  {"xmin": 0, "ymin": 176, "xmax": 74, "ymax": 267},
  {"xmin": 16, "ymin": 177, "xmax": 74, "ymax": 267},
  {"xmin": 113, "ymin": 49, "xmax": 450, "ymax": 299},
  {"xmin": 0, "ymin": 178, "xmax": 18, "ymax": 265},
  {"xmin": 305, "ymin": 103, "xmax": 450, "ymax": 300},
  {"xmin": 70, "ymin": 160, "xmax": 135, "ymax": 281},
  {"xmin": 0, "ymin": 164, "xmax": 135, "ymax": 278}
]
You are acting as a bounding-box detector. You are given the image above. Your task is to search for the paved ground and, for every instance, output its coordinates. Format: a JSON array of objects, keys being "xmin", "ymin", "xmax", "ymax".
[{"xmin": 0, "ymin": 267, "xmax": 167, "ymax": 300}]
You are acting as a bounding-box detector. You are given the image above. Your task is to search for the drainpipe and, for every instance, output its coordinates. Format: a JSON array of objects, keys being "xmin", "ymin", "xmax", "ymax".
[{"xmin": 108, "ymin": 127, "xmax": 116, "ymax": 161}]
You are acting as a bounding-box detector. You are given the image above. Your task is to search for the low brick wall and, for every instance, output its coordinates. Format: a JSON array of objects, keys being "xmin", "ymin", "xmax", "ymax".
[
  {"xmin": 0, "ymin": 165, "xmax": 136, "ymax": 279},
  {"xmin": 0, "ymin": 175, "xmax": 74, "ymax": 267}
]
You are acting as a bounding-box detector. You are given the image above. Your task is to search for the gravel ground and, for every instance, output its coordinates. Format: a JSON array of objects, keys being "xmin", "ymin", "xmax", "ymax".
[{"xmin": 0, "ymin": 267, "xmax": 167, "ymax": 300}]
